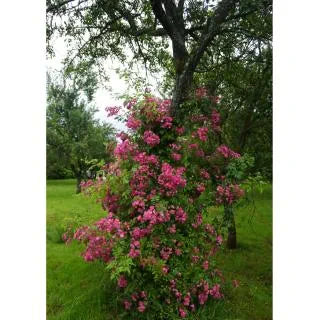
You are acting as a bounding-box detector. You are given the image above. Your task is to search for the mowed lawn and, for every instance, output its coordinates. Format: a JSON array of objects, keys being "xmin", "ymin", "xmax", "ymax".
[{"xmin": 47, "ymin": 179, "xmax": 272, "ymax": 320}]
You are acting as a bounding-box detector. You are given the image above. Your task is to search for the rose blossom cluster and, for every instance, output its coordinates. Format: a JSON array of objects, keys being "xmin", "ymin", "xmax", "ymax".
[
  {"xmin": 124, "ymin": 98, "xmax": 137, "ymax": 110},
  {"xmin": 171, "ymin": 152, "xmax": 182, "ymax": 161},
  {"xmin": 101, "ymin": 191, "xmax": 120, "ymax": 213},
  {"xmin": 192, "ymin": 213, "xmax": 203, "ymax": 229},
  {"xmin": 144, "ymin": 97, "xmax": 172, "ymax": 122},
  {"xmin": 216, "ymin": 145, "xmax": 241, "ymax": 159},
  {"xmin": 211, "ymin": 109, "xmax": 221, "ymax": 132},
  {"xmin": 105, "ymin": 106, "xmax": 121, "ymax": 117},
  {"xmin": 176, "ymin": 127, "xmax": 185, "ymax": 135},
  {"xmin": 196, "ymin": 127, "xmax": 209, "ymax": 142},
  {"xmin": 161, "ymin": 115, "xmax": 173, "ymax": 128},
  {"xmin": 82, "ymin": 236, "xmax": 113, "ymax": 263},
  {"xmin": 79, "ymin": 179, "xmax": 94, "ymax": 194},
  {"xmin": 200, "ymin": 169, "xmax": 210, "ymax": 180},
  {"xmin": 216, "ymin": 184, "xmax": 245, "ymax": 205},
  {"xmin": 114, "ymin": 139, "xmax": 137, "ymax": 159},
  {"xmin": 123, "ymin": 291, "xmax": 148, "ymax": 313},
  {"xmin": 118, "ymin": 275, "xmax": 128, "ymax": 288},
  {"xmin": 188, "ymin": 142, "xmax": 205, "ymax": 158},
  {"xmin": 96, "ymin": 213, "xmax": 126, "ymax": 238},
  {"xmin": 133, "ymin": 152, "xmax": 159, "ymax": 166},
  {"xmin": 158, "ymin": 163, "xmax": 187, "ymax": 196},
  {"xmin": 62, "ymin": 227, "xmax": 73, "ymax": 245},
  {"xmin": 132, "ymin": 198, "xmax": 145, "ymax": 213},
  {"xmin": 126, "ymin": 115, "xmax": 142, "ymax": 130},
  {"xmin": 130, "ymin": 164, "xmax": 156, "ymax": 197},
  {"xmin": 143, "ymin": 130, "xmax": 160, "ymax": 146},
  {"xmin": 168, "ymin": 276, "xmax": 223, "ymax": 318}
]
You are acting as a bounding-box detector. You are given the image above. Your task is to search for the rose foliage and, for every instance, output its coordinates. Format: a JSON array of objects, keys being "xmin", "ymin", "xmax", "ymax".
[{"xmin": 69, "ymin": 89, "xmax": 246, "ymax": 319}]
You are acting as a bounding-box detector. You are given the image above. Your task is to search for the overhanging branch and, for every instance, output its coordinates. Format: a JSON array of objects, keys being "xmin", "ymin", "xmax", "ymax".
[{"xmin": 47, "ymin": 0, "xmax": 87, "ymax": 13}]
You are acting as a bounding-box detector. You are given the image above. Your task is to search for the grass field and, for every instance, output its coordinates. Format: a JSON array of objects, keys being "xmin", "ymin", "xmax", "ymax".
[{"xmin": 47, "ymin": 179, "xmax": 272, "ymax": 320}]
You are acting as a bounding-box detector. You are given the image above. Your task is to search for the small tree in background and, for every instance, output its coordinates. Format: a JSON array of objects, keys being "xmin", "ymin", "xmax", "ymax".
[{"xmin": 46, "ymin": 71, "xmax": 116, "ymax": 193}]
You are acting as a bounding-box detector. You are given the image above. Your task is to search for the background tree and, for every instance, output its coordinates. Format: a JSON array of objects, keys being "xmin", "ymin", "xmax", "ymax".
[{"xmin": 46, "ymin": 71, "xmax": 116, "ymax": 193}]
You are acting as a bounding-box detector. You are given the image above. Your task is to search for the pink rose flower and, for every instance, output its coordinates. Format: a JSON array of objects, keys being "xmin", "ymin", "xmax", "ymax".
[
  {"xmin": 117, "ymin": 275, "xmax": 128, "ymax": 288},
  {"xmin": 137, "ymin": 301, "xmax": 146, "ymax": 313}
]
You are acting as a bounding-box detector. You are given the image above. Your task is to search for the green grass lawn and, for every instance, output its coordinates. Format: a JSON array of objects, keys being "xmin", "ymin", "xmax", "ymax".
[{"xmin": 47, "ymin": 179, "xmax": 272, "ymax": 320}]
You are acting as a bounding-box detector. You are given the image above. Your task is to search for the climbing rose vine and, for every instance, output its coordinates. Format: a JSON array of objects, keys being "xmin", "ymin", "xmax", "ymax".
[{"xmin": 69, "ymin": 89, "xmax": 244, "ymax": 319}]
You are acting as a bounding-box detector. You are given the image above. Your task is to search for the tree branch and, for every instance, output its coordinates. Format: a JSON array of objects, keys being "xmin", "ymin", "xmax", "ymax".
[{"xmin": 46, "ymin": 0, "xmax": 84, "ymax": 13}]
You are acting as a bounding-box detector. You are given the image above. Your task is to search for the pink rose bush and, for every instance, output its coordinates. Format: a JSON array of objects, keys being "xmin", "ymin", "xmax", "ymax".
[{"xmin": 73, "ymin": 89, "xmax": 246, "ymax": 319}]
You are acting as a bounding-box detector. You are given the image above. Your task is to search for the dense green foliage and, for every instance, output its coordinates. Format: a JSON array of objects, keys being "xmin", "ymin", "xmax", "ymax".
[
  {"xmin": 47, "ymin": 148, "xmax": 75, "ymax": 179},
  {"xmin": 47, "ymin": 179, "xmax": 272, "ymax": 320}
]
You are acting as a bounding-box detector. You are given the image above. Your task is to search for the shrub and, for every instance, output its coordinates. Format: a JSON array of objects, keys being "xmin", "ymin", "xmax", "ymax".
[{"xmin": 69, "ymin": 90, "xmax": 245, "ymax": 319}]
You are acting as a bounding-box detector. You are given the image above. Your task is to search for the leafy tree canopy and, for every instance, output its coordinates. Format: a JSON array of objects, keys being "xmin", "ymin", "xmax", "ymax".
[{"xmin": 47, "ymin": 0, "xmax": 272, "ymax": 116}]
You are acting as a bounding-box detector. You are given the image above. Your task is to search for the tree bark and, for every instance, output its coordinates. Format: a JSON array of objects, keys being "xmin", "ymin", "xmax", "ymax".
[
  {"xmin": 224, "ymin": 205, "xmax": 237, "ymax": 249},
  {"xmin": 172, "ymin": 46, "xmax": 192, "ymax": 120},
  {"xmin": 71, "ymin": 163, "xmax": 83, "ymax": 194},
  {"xmin": 76, "ymin": 176, "xmax": 82, "ymax": 194}
]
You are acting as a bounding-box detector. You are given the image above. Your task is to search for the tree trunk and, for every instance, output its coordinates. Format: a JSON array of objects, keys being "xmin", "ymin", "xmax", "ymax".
[
  {"xmin": 172, "ymin": 68, "xmax": 193, "ymax": 119},
  {"xmin": 171, "ymin": 35, "xmax": 191, "ymax": 120},
  {"xmin": 76, "ymin": 176, "xmax": 82, "ymax": 194},
  {"xmin": 224, "ymin": 205, "xmax": 237, "ymax": 249}
]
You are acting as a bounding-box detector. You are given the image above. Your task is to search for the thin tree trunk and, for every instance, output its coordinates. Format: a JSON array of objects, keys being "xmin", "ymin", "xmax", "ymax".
[
  {"xmin": 224, "ymin": 205, "xmax": 237, "ymax": 249},
  {"xmin": 76, "ymin": 176, "xmax": 82, "ymax": 194}
]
